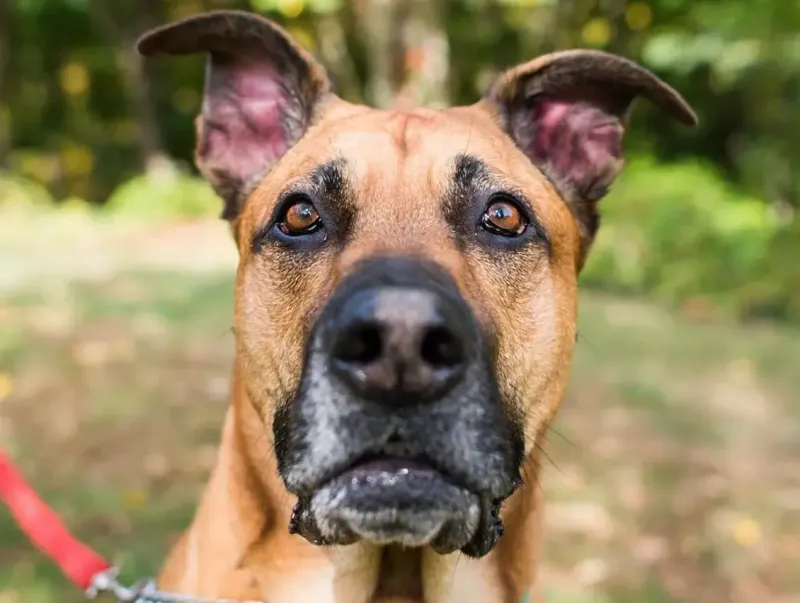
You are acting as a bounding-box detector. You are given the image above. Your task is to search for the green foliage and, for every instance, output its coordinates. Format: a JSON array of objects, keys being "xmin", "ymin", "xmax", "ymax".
[
  {"xmin": 104, "ymin": 166, "xmax": 220, "ymax": 220},
  {"xmin": 0, "ymin": 172, "xmax": 56, "ymax": 207},
  {"xmin": 582, "ymin": 158, "xmax": 800, "ymax": 321},
  {"xmin": 1, "ymin": 0, "xmax": 799, "ymax": 323},
  {"xmin": 748, "ymin": 219, "xmax": 800, "ymax": 321},
  {"xmin": 0, "ymin": 167, "xmax": 221, "ymax": 221},
  {"xmin": 251, "ymin": 0, "xmax": 343, "ymax": 15}
]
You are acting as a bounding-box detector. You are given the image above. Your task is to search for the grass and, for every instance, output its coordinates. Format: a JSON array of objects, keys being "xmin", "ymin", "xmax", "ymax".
[{"xmin": 0, "ymin": 213, "xmax": 798, "ymax": 603}]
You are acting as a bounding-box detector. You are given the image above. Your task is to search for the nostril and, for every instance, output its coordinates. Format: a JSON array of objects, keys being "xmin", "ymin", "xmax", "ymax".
[
  {"xmin": 420, "ymin": 326, "xmax": 464, "ymax": 368},
  {"xmin": 333, "ymin": 323, "xmax": 383, "ymax": 365}
]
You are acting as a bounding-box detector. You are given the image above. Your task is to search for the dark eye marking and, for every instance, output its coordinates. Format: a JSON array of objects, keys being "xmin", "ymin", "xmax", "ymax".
[
  {"xmin": 443, "ymin": 154, "xmax": 550, "ymax": 253},
  {"xmin": 251, "ymin": 158, "xmax": 356, "ymax": 253}
]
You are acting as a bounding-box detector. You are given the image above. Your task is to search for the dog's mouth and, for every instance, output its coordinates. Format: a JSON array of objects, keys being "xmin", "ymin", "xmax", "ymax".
[
  {"xmin": 318, "ymin": 447, "xmax": 466, "ymax": 493},
  {"xmin": 330, "ymin": 455, "xmax": 455, "ymax": 484},
  {"xmin": 290, "ymin": 453, "xmax": 502, "ymax": 555}
]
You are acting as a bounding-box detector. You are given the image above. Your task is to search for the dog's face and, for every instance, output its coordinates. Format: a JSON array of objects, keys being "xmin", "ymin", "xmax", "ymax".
[{"xmin": 139, "ymin": 11, "xmax": 695, "ymax": 558}]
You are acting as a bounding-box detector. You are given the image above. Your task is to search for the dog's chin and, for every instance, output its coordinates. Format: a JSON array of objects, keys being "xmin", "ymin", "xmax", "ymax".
[{"xmin": 308, "ymin": 459, "xmax": 481, "ymax": 553}]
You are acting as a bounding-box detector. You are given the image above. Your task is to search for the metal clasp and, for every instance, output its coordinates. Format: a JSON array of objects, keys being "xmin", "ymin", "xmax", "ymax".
[
  {"xmin": 86, "ymin": 568, "xmax": 146, "ymax": 601},
  {"xmin": 85, "ymin": 569, "xmax": 264, "ymax": 603}
]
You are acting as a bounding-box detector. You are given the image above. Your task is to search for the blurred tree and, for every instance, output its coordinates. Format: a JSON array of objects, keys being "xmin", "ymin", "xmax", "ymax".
[
  {"xmin": 0, "ymin": 0, "xmax": 9, "ymax": 168},
  {"xmin": 2, "ymin": 0, "xmax": 799, "ymax": 214},
  {"xmin": 86, "ymin": 0, "xmax": 166, "ymax": 171},
  {"xmin": 2, "ymin": 0, "xmax": 799, "ymax": 320}
]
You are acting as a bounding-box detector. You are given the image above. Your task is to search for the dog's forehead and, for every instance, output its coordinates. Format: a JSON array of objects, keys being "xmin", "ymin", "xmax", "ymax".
[
  {"xmin": 242, "ymin": 103, "xmax": 578, "ymax": 252},
  {"xmin": 311, "ymin": 107, "xmax": 484, "ymax": 179},
  {"xmin": 296, "ymin": 105, "xmax": 546, "ymax": 192}
]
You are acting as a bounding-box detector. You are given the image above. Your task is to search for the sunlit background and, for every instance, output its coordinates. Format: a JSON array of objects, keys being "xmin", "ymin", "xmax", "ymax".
[{"xmin": 1, "ymin": 1, "xmax": 798, "ymax": 602}]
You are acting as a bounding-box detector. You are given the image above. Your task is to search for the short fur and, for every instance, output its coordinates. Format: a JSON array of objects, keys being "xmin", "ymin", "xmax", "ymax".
[{"xmin": 138, "ymin": 10, "xmax": 696, "ymax": 603}]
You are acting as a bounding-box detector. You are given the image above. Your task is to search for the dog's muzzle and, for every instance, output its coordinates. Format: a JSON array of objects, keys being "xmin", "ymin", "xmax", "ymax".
[{"xmin": 274, "ymin": 257, "xmax": 523, "ymax": 557}]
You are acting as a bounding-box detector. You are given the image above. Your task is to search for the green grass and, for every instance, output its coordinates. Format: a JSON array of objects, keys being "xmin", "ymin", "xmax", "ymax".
[{"xmin": 1, "ymin": 244, "xmax": 798, "ymax": 602}]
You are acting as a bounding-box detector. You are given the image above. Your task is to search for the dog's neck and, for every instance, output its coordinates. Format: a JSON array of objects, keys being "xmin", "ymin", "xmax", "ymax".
[{"xmin": 157, "ymin": 363, "xmax": 544, "ymax": 603}]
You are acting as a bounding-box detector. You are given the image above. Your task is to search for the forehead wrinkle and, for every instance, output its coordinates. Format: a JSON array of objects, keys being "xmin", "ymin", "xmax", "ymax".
[
  {"xmin": 390, "ymin": 112, "xmax": 412, "ymax": 156},
  {"xmin": 386, "ymin": 110, "xmax": 441, "ymax": 156}
]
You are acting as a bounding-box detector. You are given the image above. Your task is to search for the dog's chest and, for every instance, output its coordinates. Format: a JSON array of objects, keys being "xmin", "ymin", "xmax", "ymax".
[{"xmin": 371, "ymin": 546, "xmax": 423, "ymax": 601}]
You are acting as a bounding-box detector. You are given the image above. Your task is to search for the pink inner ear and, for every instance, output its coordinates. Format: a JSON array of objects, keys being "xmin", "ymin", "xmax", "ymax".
[
  {"xmin": 528, "ymin": 99, "xmax": 624, "ymax": 198},
  {"xmin": 200, "ymin": 62, "xmax": 291, "ymax": 188}
]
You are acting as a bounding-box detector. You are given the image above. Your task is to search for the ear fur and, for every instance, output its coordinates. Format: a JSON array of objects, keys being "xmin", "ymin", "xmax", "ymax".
[
  {"xmin": 484, "ymin": 49, "xmax": 697, "ymax": 257},
  {"xmin": 138, "ymin": 10, "xmax": 334, "ymax": 220}
]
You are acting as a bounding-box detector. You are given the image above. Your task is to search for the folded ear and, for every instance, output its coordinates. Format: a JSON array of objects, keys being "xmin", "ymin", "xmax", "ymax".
[
  {"xmin": 483, "ymin": 49, "xmax": 697, "ymax": 255},
  {"xmin": 138, "ymin": 10, "xmax": 334, "ymax": 220}
]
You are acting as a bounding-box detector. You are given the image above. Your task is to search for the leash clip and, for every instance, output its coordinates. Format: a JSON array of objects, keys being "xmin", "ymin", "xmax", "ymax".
[
  {"xmin": 86, "ymin": 570, "xmax": 264, "ymax": 603},
  {"xmin": 86, "ymin": 568, "xmax": 151, "ymax": 602}
]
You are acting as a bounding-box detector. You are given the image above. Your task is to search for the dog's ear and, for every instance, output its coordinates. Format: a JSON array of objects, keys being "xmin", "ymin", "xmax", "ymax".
[
  {"xmin": 138, "ymin": 11, "xmax": 334, "ymax": 220},
  {"xmin": 483, "ymin": 50, "xmax": 697, "ymax": 256}
]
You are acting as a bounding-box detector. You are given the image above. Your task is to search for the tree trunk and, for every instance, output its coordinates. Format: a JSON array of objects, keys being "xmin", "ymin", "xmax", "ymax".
[
  {"xmin": 0, "ymin": 0, "xmax": 11, "ymax": 168},
  {"xmin": 313, "ymin": 12, "xmax": 363, "ymax": 103},
  {"xmin": 352, "ymin": 0, "xmax": 409, "ymax": 108},
  {"xmin": 88, "ymin": 0, "xmax": 166, "ymax": 172}
]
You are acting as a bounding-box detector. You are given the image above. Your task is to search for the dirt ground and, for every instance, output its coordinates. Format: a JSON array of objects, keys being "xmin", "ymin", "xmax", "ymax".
[{"xmin": 1, "ymin": 207, "xmax": 798, "ymax": 603}]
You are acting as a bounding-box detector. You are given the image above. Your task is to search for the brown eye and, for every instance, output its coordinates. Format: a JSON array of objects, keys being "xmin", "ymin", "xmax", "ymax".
[
  {"xmin": 278, "ymin": 197, "xmax": 322, "ymax": 236},
  {"xmin": 480, "ymin": 198, "xmax": 528, "ymax": 237}
]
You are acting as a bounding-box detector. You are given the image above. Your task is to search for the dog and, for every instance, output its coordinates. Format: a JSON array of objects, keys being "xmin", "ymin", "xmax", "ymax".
[{"xmin": 136, "ymin": 10, "xmax": 696, "ymax": 603}]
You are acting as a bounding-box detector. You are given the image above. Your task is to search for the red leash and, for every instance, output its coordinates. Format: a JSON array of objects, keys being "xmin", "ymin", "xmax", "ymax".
[
  {"xmin": 1, "ymin": 445, "xmax": 524, "ymax": 602},
  {"xmin": 0, "ymin": 447, "xmax": 111, "ymax": 590},
  {"xmin": 0, "ymin": 446, "xmax": 261, "ymax": 602}
]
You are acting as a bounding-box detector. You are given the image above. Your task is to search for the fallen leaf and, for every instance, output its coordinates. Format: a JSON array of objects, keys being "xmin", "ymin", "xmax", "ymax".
[
  {"xmin": 0, "ymin": 373, "xmax": 12, "ymax": 400},
  {"xmin": 732, "ymin": 515, "xmax": 762, "ymax": 548},
  {"xmin": 122, "ymin": 488, "xmax": 149, "ymax": 510}
]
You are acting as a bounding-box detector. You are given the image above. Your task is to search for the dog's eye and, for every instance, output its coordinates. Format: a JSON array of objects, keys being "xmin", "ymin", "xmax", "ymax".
[
  {"xmin": 480, "ymin": 197, "xmax": 528, "ymax": 237},
  {"xmin": 278, "ymin": 196, "xmax": 322, "ymax": 236}
]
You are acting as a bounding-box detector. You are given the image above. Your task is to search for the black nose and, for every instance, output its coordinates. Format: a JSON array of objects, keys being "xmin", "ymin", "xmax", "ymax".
[{"xmin": 328, "ymin": 287, "xmax": 471, "ymax": 402}]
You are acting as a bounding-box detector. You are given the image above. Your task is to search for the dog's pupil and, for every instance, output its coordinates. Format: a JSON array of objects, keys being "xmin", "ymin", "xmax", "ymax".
[
  {"xmin": 489, "ymin": 202, "xmax": 520, "ymax": 231},
  {"xmin": 286, "ymin": 202, "xmax": 318, "ymax": 231}
]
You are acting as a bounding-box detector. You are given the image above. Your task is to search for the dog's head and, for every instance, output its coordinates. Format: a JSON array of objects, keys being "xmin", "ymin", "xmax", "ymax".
[{"xmin": 139, "ymin": 11, "xmax": 696, "ymax": 558}]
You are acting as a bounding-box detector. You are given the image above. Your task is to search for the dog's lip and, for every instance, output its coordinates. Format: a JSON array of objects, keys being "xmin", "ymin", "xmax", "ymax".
[
  {"xmin": 307, "ymin": 454, "xmax": 483, "ymax": 552},
  {"xmin": 343, "ymin": 457, "xmax": 433, "ymax": 473},
  {"xmin": 317, "ymin": 453, "xmax": 466, "ymax": 492}
]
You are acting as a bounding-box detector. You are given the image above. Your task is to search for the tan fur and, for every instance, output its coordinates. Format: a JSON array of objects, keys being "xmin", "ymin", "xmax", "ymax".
[
  {"xmin": 138, "ymin": 13, "xmax": 695, "ymax": 601},
  {"xmin": 156, "ymin": 99, "xmax": 581, "ymax": 603}
]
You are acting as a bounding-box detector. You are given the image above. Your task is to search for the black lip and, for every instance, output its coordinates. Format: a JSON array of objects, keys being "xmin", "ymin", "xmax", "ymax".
[{"xmin": 317, "ymin": 451, "xmax": 469, "ymax": 494}]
